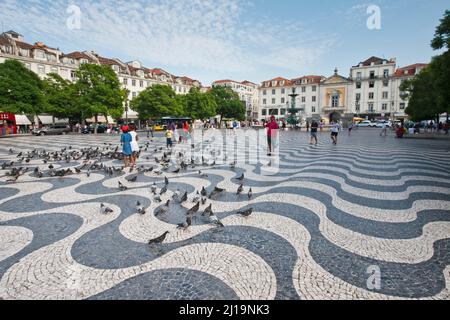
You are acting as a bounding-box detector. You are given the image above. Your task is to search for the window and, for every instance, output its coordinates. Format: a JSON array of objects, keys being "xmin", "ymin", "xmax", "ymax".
[
  {"xmin": 272, "ymin": 89, "xmax": 276, "ymax": 95},
  {"xmin": 369, "ymin": 92, "xmax": 374, "ymax": 100},
  {"xmin": 382, "ymin": 92, "xmax": 388, "ymax": 99},
  {"xmin": 35, "ymin": 50, "xmax": 46, "ymax": 59},
  {"xmin": 262, "ymin": 109, "xmax": 267, "ymax": 116},
  {"xmin": 71, "ymin": 70, "xmax": 76, "ymax": 79},
  {"xmin": 383, "ymin": 69, "xmax": 389, "ymax": 78},
  {"xmin": 368, "ymin": 103, "xmax": 374, "ymax": 112},
  {"xmin": 280, "ymin": 109, "xmax": 286, "ymax": 115},
  {"xmin": 140, "ymin": 80, "xmax": 144, "ymax": 87},
  {"xmin": 312, "ymin": 106, "xmax": 316, "ymax": 113},
  {"xmin": 132, "ymin": 92, "xmax": 137, "ymax": 99},
  {"xmin": 281, "ymin": 98, "xmax": 285, "ymax": 104},
  {"xmin": 123, "ymin": 78, "xmax": 128, "ymax": 85},
  {"xmin": 312, "ymin": 96, "xmax": 316, "ymax": 102},
  {"xmin": 263, "ymin": 99, "xmax": 267, "ymax": 105},
  {"xmin": 383, "ymin": 80, "xmax": 389, "ymax": 87},
  {"xmin": 302, "ymin": 97, "xmax": 306, "ymax": 103},
  {"xmin": 399, "ymin": 103, "xmax": 406, "ymax": 110},
  {"xmin": 370, "ymin": 71, "xmax": 375, "ymax": 79},
  {"xmin": 302, "ymin": 87, "xmax": 306, "ymax": 93},
  {"xmin": 269, "ymin": 109, "xmax": 279, "ymax": 115},
  {"xmin": 356, "ymin": 82, "xmax": 361, "ymax": 89},
  {"xmin": 38, "ymin": 65, "xmax": 45, "ymax": 74},
  {"xmin": 369, "ymin": 81, "xmax": 375, "ymax": 88},
  {"xmin": 281, "ymin": 89, "xmax": 285, "ymax": 94},
  {"xmin": 263, "ymin": 90, "xmax": 267, "ymax": 95},
  {"xmin": 382, "ymin": 103, "xmax": 388, "ymax": 111},
  {"xmin": 132, "ymin": 80, "xmax": 136, "ymax": 87},
  {"xmin": 272, "ymin": 98, "xmax": 276, "ymax": 104},
  {"xmin": 356, "ymin": 105, "xmax": 360, "ymax": 112},
  {"xmin": 312, "ymin": 86, "xmax": 317, "ymax": 92},
  {"xmin": 332, "ymin": 94, "xmax": 339, "ymax": 108},
  {"xmin": 356, "ymin": 93, "xmax": 361, "ymax": 101},
  {"xmin": 356, "ymin": 72, "xmax": 362, "ymax": 80},
  {"xmin": 51, "ymin": 67, "xmax": 58, "ymax": 74}
]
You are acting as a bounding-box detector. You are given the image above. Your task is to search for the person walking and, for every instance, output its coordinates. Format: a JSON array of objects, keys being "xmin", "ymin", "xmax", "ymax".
[
  {"xmin": 330, "ymin": 121, "xmax": 341, "ymax": 145},
  {"xmin": 306, "ymin": 121, "xmax": 310, "ymax": 132},
  {"xmin": 348, "ymin": 122, "xmax": 354, "ymax": 136},
  {"xmin": 266, "ymin": 115, "xmax": 279, "ymax": 156},
  {"xmin": 380, "ymin": 122, "xmax": 387, "ymax": 137},
  {"xmin": 120, "ymin": 125, "xmax": 132, "ymax": 168},
  {"xmin": 165, "ymin": 128, "xmax": 173, "ymax": 148},
  {"xmin": 129, "ymin": 123, "xmax": 139, "ymax": 167},
  {"xmin": 310, "ymin": 120, "xmax": 319, "ymax": 145}
]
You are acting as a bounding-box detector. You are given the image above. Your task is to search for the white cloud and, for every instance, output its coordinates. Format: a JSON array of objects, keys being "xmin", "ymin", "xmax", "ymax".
[{"xmin": 0, "ymin": 0, "xmax": 338, "ymax": 84}]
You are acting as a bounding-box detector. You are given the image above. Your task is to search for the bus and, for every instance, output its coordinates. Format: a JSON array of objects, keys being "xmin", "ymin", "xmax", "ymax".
[
  {"xmin": 153, "ymin": 117, "xmax": 192, "ymax": 131},
  {"xmin": 0, "ymin": 112, "xmax": 17, "ymax": 136}
]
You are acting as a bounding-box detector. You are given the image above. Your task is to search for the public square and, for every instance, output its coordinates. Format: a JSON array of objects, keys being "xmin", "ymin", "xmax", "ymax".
[{"xmin": 0, "ymin": 128, "xmax": 449, "ymax": 300}]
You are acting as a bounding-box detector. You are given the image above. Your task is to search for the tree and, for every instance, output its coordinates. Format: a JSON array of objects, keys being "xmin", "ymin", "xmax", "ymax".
[
  {"xmin": 42, "ymin": 73, "xmax": 80, "ymax": 121},
  {"xmin": 74, "ymin": 64, "xmax": 127, "ymax": 133},
  {"xmin": 0, "ymin": 59, "xmax": 45, "ymax": 115},
  {"xmin": 130, "ymin": 84, "xmax": 181, "ymax": 120},
  {"xmin": 209, "ymin": 86, "xmax": 246, "ymax": 120},
  {"xmin": 431, "ymin": 10, "xmax": 450, "ymax": 50},
  {"xmin": 403, "ymin": 68, "xmax": 441, "ymax": 122},
  {"xmin": 184, "ymin": 87, "xmax": 217, "ymax": 120}
]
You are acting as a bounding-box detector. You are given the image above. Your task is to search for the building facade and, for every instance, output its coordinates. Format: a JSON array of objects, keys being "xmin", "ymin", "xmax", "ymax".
[
  {"xmin": 0, "ymin": 31, "xmax": 202, "ymax": 121},
  {"xmin": 212, "ymin": 80, "xmax": 259, "ymax": 120},
  {"xmin": 257, "ymin": 56, "xmax": 428, "ymax": 123}
]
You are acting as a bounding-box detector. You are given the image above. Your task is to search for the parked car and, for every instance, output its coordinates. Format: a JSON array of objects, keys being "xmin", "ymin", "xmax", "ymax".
[
  {"xmin": 357, "ymin": 120, "xmax": 376, "ymax": 127},
  {"xmin": 375, "ymin": 120, "xmax": 392, "ymax": 128},
  {"xmin": 82, "ymin": 124, "xmax": 107, "ymax": 134},
  {"xmin": 33, "ymin": 125, "xmax": 71, "ymax": 136}
]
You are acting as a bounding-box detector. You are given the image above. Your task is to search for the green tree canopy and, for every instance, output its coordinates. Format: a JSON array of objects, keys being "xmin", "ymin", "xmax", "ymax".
[
  {"xmin": 209, "ymin": 86, "xmax": 246, "ymax": 120},
  {"xmin": 74, "ymin": 63, "xmax": 127, "ymax": 127},
  {"xmin": 131, "ymin": 84, "xmax": 181, "ymax": 120},
  {"xmin": 0, "ymin": 59, "xmax": 45, "ymax": 115},
  {"xmin": 42, "ymin": 73, "xmax": 80, "ymax": 119},
  {"xmin": 184, "ymin": 87, "xmax": 217, "ymax": 120},
  {"xmin": 431, "ymin": 9, "xmax": 450, "ymax": 50}
]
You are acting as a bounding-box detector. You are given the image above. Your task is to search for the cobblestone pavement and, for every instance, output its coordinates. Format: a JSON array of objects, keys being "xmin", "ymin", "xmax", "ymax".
[{"xmin": 0, "ymin": 129, "xmax": 449, "ymax": 300}]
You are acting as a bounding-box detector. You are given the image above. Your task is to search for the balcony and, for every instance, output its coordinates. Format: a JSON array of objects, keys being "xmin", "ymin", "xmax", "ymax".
[{"xmin": 322, "ymin": 106, "xmax": 345, "ymax": 112}]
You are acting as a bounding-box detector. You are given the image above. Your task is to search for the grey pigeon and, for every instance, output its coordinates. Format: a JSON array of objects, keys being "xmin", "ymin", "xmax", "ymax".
[
  {"xmin": 100, "ymin": 203, "xmax": 114, "ymax": 214},
  {"xmin": 148, "ymin": 231, "xmax": 169, "ymax": 245}
]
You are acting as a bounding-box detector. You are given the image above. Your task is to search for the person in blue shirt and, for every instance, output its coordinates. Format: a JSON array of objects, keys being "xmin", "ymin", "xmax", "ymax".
[{"xmin": 120, "ymin": 125, "xmax": 132, "ymax": 168}]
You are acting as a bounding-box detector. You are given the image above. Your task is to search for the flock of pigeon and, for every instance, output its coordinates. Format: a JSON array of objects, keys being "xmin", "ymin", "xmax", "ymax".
[{"xmin": 1, "ymin": 137, "xmax": 255, "ymax": 247}]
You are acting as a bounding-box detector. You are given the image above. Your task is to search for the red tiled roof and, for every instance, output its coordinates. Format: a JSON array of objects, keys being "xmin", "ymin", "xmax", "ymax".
[
  {"xmin": 291, "ymin": 75, "xmax": 324, "ymax": 84},
  {"xmin": 97, "ymin": 56, "xmax": 120, "ymax": 66},
  {"xmin": 0, "ymin": 35, "xmax": 10, "ymax": 46},
  {"xmin": 15, "ymin": 41, "xmax": 33, "ymax": 50},
  {"xmin": 394, "ymin": 63, "xmax": 428, "ymax": 77},
  {"xmin": 63, "ymin": 51, "xmax": 93, "ymax": 61},
  {"xmin": 213, "ymin": 79, "xmax": 235, "ymax": 84},
  {"xmin": 261, "ymin": 77, "xmax": 293, "ymax": 87}
]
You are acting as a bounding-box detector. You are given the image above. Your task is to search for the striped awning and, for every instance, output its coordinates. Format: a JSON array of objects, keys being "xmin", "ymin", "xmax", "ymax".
[
  {"xmin": 15, "ymin": 114, "xmax": 32, "ymax": 125},
  {"xmin": 86, "ymin": 116, "xmax": 116, "ymax": 124}
]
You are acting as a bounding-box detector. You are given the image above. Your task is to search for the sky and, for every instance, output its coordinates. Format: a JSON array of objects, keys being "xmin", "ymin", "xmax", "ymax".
[{"xmin": 0, "ymin": 0, "xmax": 448, "ymax": 85}]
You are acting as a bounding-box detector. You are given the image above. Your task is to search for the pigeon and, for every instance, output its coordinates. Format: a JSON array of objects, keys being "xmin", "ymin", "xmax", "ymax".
[
  {"xmin": 155, "ymin": 200, "xmax": 170, "ymax": 216},
  {"xmin": 164, "ymin": 176, "xmax": 169, "ymax": 186},
  {"xmin": 186, "ymin": 202, "xmax": 200, "ymax": 216},
  {"xmin": 236, "ymin": 184, "xmax": 244, "ymax": 195},
  {"xmin": 159, "ymin": 185, "xmax": 168, "ymax": 195},
  {"xmin": 100, "ymin": 203, "xmax": 114, "ymax": 214},
  {"xmin": 199, "ymin": 170, "xmax": 208, "ymax": 178},
  {"xmin": 237, "ymin": 173, "xmax": 245, "ymax": 181},
  {"xmin": 150, "ymin": 183, "xmax": 157, "ymax": 194},
  {"xmin": 203, "ymin": 204, "xmax": 213, "ymax": 217},
  {"xmin": 192, "ymin": 191, "xmax": 201, "ymax": 203},
  {"xmin": 248, "ymin": 188, "xmax": 253, "ymax": 200},
  {"xmin": 154, "ymin": 195, "xmax": 162, "ymax": 203},
  {"xmin": 179, "ymin": 191, "xmax": 188, "ymax": 203},
  {"xmin": 126, "ymin": 174, "xmax": 138, "ymax": 183},
  {"xmin": 210, "ymin": 214, "xmax": 224, "ymax": 228},
  {"xmin": 177, "ymin": 216, "xmax": 192, "ymax": 230},
  {"xmin": 48, "ymin": 164, "xmax": 54, "ymax": 170},
  {"xmin": 86, "ymin": 170, "xmax": 91, "ymax": 177},
  {"xmin": 201, "ymin": 187, "xmax": 208, "ymax": 197},
  {"xmin": 148, "ymin": 231, "xmax": 170, "ymax": 245},
  {"xmin": 209, "ymin": 187, "xmax": 225, "ymax": 199},
  {"xmin": 201, "ymin": 195, "xmax": 207, "ymax": 205},
  {"xmin": 172, "ymin": 168, "xmax": 180, "ymax": 174},
  {"xmin": 136, "ymin": 201, "xmax": 146, "ymax": 214},
  {"xmin": 237, "ymin": 208, "xmax": 253, "ymax": 217},
  {"xmin": 118, "ymin": 181, "xmax": 128, "ymax": 191}
]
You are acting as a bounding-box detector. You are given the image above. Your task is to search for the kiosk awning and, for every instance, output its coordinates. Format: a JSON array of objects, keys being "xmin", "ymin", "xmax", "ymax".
[{"xmin": 15, "ymin": 115, "xmax": 32, "ymax": 125}]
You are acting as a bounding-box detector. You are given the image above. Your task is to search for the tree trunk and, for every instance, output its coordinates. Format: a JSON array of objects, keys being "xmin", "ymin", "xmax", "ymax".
[{"xmin": 94, "ymin": 114, "xmax": 98, "ymax": 135}]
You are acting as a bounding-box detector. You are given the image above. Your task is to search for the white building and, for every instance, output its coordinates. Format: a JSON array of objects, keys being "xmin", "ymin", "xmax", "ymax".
[
  {"xmin": 0, "ymin": 30, "xmax": 202, "ymax": 121},
  {"xmin": 212, "ymin": 79, "xmax": 260, "ymax": 120}
]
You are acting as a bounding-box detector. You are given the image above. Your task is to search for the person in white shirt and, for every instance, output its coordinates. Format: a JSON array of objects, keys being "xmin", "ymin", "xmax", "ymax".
[
  {"xmin": 380, "ymin": 122, "xmax": 387, "ymax": 137},
  {"xmin": 128, "ymin": 123, "xmax": 139, "ymax": 167},
  {"xmin": 330, "ymin": 121, "xmax": 342, "ymax": 145}
]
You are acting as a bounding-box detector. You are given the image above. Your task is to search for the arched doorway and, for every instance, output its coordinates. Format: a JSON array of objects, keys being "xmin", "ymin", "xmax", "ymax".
[{"xmin": 329, "ymin": 112, "xmax": 341, "ymax": 123}]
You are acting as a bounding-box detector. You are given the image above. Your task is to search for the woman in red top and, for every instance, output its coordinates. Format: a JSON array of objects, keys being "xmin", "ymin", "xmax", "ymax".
[{"xmin": 266, "ymin": 116, "xmax": 279, "ymax": 156}]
